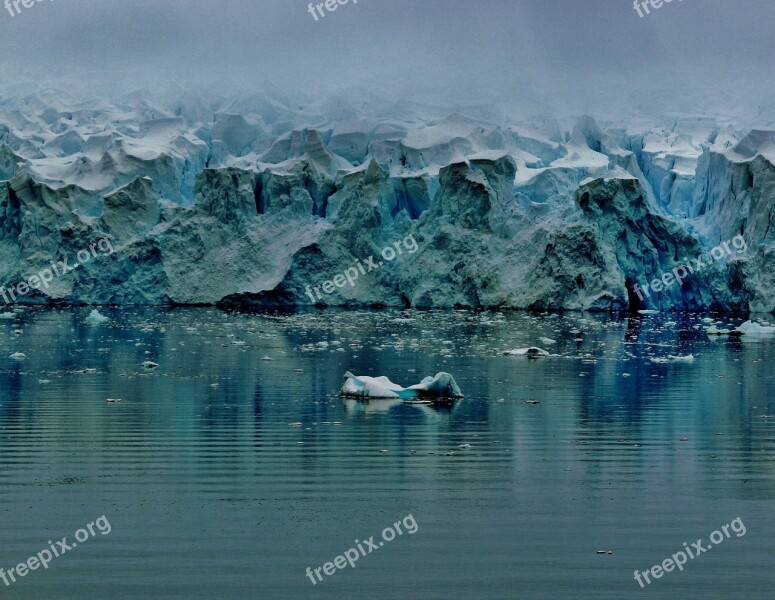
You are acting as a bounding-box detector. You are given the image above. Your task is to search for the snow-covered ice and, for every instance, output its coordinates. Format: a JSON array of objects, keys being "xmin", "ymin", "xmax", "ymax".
[{"xmin": 341, "ymin": 371, "xmax": 463, "ymax": 400}]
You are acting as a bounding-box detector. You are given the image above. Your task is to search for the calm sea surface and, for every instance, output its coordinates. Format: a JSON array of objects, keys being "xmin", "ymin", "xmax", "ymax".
[{"xmin": 1, "ymin": 308, "xmax": 773, "ymax": 599}]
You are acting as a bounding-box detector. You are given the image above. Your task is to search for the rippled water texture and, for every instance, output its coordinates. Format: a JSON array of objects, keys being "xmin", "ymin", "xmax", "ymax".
[{"xmin": 1, "ymin": 308, "xmax": 774, "ymax": 599}]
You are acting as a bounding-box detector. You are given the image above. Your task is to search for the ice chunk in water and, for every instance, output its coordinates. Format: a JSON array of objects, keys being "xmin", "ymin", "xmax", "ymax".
[
  {"xmin": 502, "ymin": 347, "xmax": 550, "ymax": 358},
  {"xmin": 86, "ymin": 309, "xmax": 109, "ymax": 325},
  {"xmin": 341, "ymin": 371, "xmax": 463, "ymax": 400},
  {"xmin": 736, "ymin": 321, "xmax": 775, "ymax": 336}
]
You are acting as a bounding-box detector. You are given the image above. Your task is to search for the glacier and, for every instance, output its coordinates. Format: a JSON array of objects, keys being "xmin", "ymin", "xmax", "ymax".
[{"xmin": 0, "ymin": 89, "xmax": 773, "ymax": 313}]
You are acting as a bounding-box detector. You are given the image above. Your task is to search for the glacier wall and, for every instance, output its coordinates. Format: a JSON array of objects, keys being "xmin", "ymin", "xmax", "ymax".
[{"xmin": 0, "ymin": 92, "xmax": 773, "ymax": 312}]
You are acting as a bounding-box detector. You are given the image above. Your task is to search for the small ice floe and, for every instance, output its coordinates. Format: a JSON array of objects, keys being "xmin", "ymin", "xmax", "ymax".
[
  {"xmin": 458, "ymin": 443, "xmax": 473, "ymax": 450},
  {"xmin": 0, "ymin": 312, "xmax": 15, "ymax": 320},
  {"xmin": 502, "ymin": 347, "xmax": 550, "ymax": 358},
  {"xmin": 261, "ymin": 356, "xmax": 273, "ymax": 361},
  {"xmin": 735, "ymin": 320, "xmax": 775, "ymax": 336},
  {"xmin": 341, "ymin": 371, "xmax": 463, "ymax": 400},
  {"xmin": 638, "ymin": 309, "xmax": 660, "ymax": 315},
  {"xmin": 231, "ymin": 340, "xmax": 246, "ymax": 346},
  {"xmin": 539, "ymin": 337, "xmax": 557, "ymax": 346},
  {"xmin": 706, "ymin": 325, "xmax": 733, "ymax": 336},
  {"xmin": 106, "ymin": 398, "xmax": 122, "ymax": 403},
  {"xmin": 38, "ymin": 379, "xmax": 50, "ymax": 384},
  {"xmin": 141, "ymin": 360, "xmax": 159, "ymax": 369},
  {"xmin": 668, "ymin": 354, "xmax": 695, "ymax": 363},
  {"xmin": 85, "ymin": 309, "xmax": 109, "ymax": 325},
  {"xmin": 9, "ymin": 352, "xmax": 26, "ymax": 360}
]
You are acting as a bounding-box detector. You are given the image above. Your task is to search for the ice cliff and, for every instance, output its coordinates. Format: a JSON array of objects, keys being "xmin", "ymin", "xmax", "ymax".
[{"xmin": 0, "ymin": 90, "xmax": 773, "ymax": 312}]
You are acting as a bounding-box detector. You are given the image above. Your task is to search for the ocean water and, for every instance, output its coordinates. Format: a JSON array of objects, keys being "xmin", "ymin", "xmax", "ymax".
[{"xmin": 0, "ymin": 307, "xmax": 773, "ymax": 599}]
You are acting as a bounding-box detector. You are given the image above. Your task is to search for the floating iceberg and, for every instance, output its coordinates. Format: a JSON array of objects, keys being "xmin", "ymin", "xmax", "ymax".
[
  {"xmin": 735, "ymin": 321, "xmax": 775, "ymax": 336},
  {"xmin": 341, "ymin": 371, "xmax": 463, "ymax": 400},
  {"xmin": 668, "ymin": 354, "xmax": 695, "ymax": 362},
  {"xmin": 502, "ymin": 347, "xmax": 550, "ymax": 358},
  {"xmin": 86, "ymin": 309, "xmax": 109, "ymax": 325},
  {"xmin": 0, "ymin": 312, "xmax": 15, "ymax": 320},
  {"xmin": 706, "ymin": 325, "xmax": 733, "ymax": 336}
]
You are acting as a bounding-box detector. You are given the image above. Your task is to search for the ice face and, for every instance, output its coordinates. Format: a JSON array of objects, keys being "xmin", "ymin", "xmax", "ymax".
[{"xmin": 0, "ymin": 91, "xmax": 772, "ymax": 312}]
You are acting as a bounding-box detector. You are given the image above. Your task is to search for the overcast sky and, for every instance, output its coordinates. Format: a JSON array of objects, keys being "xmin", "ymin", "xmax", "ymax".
[{"xmin": 1, "ymin": 0, "xmax": 773, "ymax": 117}]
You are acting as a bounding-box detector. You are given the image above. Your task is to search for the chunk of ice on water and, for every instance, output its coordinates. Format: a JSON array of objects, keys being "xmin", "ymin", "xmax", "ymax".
[
  {"xmin": 736, "ymin": 320, "xmax": 775, "ymax": 336},
  {"xmin": 668, "ymin": 354, "xmax": 695, "ymax": 362},
  {"xmin": 502, "ymin": 347, "xmax": 550, "ymax": 358},
  {"xmin": 86, "ymin": 309, "xmax": 109, "ymax": 325},
  {"xmin": 341, "ymin": 371, "xmax": 463, "ymax": 399}
]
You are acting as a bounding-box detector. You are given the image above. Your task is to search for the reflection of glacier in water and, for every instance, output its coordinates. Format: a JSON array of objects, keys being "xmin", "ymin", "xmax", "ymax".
[{"xmin": 1, "ymin": 307, "xmax": 774, "ymax": 599}]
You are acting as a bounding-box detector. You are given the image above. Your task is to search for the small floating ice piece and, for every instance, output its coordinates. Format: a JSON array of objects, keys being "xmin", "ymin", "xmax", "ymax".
[
  {"xmin": 85, "ymin": 309, "xmax": 109, "ymax": 325},
  {"xmin": 539, "ymin": 337, "xmax": 557, "ymax": 345},
  {"xmin": 9, "ymin": 352, "xmax": 26, "ymax": 360},
  {"xmin": 638, "ymin": 309, "xmax": 660, "ymax": 315},
  {"xmin": 141, "ymin": 360, "xmax": 159, "ymax": 369},
  {"xmin": 341, "ymin": 371, "xmax": 463, "ymax": 400},
  {"xmin": 0, "ymin": 312, "xmax": 15, "ymax": 320},
  {"xmin": 503, "ymin": 347, "xmax": 550, "ymax": 358},
  {"xmin": 706, "ymin": 326, "xmax": 733, "ymax": 336},
  {"xmin": 668, "ymin": 354, "xmax": 695, "ymax": 362}
]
